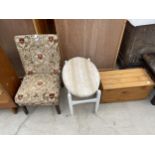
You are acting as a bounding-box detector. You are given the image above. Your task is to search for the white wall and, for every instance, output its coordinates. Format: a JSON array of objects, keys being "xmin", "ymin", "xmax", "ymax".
[{"xmin": 128, "ymin": 19, "xmax": 155, "ymax": 26}]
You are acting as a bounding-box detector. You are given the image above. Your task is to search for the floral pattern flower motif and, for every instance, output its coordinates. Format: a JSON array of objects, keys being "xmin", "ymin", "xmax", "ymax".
[
  {"xmin": 49, "ymin": 93, "xmax": 55, "ymax": 99},
  {"xmin": 28, "ymin": 71, "xmax": 33, "ymax": 75},
  {"xmin": 37, "ymin": 81, "xmax": 43, "ymax": 86},
  {"xmin": 37, "ymin": 54, "xmax": 43, "ymax": 60},
  {"xmin": 18, "ymin": 94, "xmax": 23, "ymax": 100},
  {"xmin": 53, "ymin": 69, "xmax": 60, "ymax": 75},
  {"xmin": 49, "ymin": 36, "xmax": 53, "ymax": 42},
  {"xmin": 19, "ymin": 38, "xmax": 24, "ymax": 44}
]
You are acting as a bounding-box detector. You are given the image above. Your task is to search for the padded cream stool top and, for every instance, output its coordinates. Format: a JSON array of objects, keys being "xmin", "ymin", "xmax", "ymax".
[{"xmin": 62, "ymin": 57, "xmax": 100, "ymax": 98}]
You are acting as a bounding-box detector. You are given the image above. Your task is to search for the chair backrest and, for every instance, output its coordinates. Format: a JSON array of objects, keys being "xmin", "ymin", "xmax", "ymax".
[{"xmin": 14, "ymin": 34, "xmax": 60, "ymax": 75}]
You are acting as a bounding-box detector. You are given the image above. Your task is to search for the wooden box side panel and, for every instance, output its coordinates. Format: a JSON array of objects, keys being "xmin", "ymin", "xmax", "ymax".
[{"xmin": 101, "ymin": 86, "xmax": 154, "ymax": 103}]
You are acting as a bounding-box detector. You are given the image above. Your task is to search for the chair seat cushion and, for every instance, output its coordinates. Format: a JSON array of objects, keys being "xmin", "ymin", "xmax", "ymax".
[{"xmin": 15, "ymin": 74, "xmax": 60, "ymax": 106}]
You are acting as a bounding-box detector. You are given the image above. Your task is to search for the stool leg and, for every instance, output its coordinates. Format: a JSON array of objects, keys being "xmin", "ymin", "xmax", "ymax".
[
  {"xmin": 68, "ymin": 92, "xmax": 74, "ymax": 115},
  {"xmin": 95, "ymin": 90, "xmax": 101, "ymax": 113}
]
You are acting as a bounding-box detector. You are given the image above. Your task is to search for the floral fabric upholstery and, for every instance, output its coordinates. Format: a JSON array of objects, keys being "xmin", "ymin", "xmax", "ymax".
[
  {"xmin": 14, "ymin": 34, "xmax": 61, "ymax": 106},
  {"xmin": 15, "ymin": 74, "xmax": 60, "ymax": 105},
  {"xmin": 14, "ymin": 35, "xmax": 60, "ymax": 75}
]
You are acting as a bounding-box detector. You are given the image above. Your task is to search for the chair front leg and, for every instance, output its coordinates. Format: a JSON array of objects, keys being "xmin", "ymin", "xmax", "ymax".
[
  {"xmin": 55, "ymin": 105, "xmax": 61, "ymax": 114},
  {"xmin": 22, "ymin": 106, "xmax": 29, "ymax": 115}
]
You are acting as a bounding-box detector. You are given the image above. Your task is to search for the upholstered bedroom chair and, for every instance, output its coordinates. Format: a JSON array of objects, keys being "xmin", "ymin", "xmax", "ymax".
[{"xmin": 14, "ymin": 34, "xmax": 61, "ymax": 114}]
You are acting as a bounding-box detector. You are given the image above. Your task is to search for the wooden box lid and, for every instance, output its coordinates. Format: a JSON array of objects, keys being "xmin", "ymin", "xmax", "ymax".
[{"xmin": 100, "ymin": 68, "xmax": 155, "ymax": 90}]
